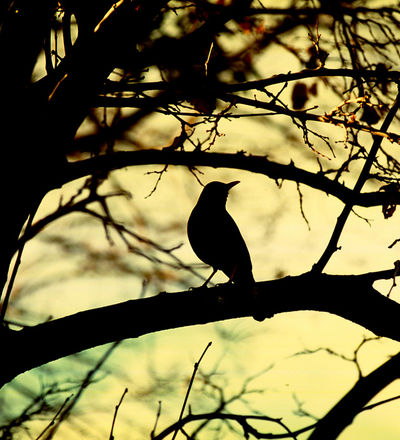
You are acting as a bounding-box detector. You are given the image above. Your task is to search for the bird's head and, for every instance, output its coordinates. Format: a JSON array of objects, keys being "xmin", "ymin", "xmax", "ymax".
[{"xmin": 197, "ymin": 181, "xmax": 240, "ymax": 207}]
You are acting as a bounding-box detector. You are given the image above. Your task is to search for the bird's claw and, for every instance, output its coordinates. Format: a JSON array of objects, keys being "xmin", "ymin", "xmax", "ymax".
[
  {"xmin": 214, "ymin": 281, "xmax": 233, "ymax": 288},
  {"xmin": 189, "ymin": 285, "xmax": 208, "ymax": 291}
]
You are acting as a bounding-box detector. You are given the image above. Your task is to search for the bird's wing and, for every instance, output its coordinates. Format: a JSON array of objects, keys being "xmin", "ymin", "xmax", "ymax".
[{"xmin": 188, "ymin": 207, "xmax": 251, "ymax": 269}]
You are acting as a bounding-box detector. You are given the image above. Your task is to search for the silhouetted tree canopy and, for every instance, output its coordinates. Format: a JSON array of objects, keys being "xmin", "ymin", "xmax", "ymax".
[{"xmin": 2, "ymin": 1, "xmax": 400, "ymax": 438}]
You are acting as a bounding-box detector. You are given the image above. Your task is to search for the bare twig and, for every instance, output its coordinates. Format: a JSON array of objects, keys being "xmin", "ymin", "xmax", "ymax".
[
  {"xmin": 109, "ymin": 388, "xmax": 128, "ymax": 440},
  {"xmin": 40, "ymin": 341, "xmax": 121, "ymax": 439},
  {"xmin": 35, "ymin": 395, "xmax": 73, "ymax": 440},
  {"xmin": 150, "ymin": 401, "xmax": 162, "ymax": 439},
  {"xmin": 145, "ymin": 165, "xmax": 169, "ymax": 198},
  {"xmin": 154, "ymin": 410, "xmax": 304, "ymax": 440},
  {"xmin": 171, "ymin": 342, "xmax": 212, "ymax": 440},
  {"xmin": 296, "ymin": 182, "xmax": 311, "ymax": 230},
  {"xmin": 293, "ymin": 335, "xmax": 381, "ymax": 380}
]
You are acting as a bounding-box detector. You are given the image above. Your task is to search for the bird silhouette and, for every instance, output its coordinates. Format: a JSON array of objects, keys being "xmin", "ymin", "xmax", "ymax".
[{"xmin": 187, "ymin": 181, "xmax": 255, "ymax": 287}]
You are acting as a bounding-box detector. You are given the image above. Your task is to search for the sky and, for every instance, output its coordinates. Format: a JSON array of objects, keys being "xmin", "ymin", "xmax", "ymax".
[{"xmin": 3, "ymin": 2, "xmax": 400, "ymax": 439}]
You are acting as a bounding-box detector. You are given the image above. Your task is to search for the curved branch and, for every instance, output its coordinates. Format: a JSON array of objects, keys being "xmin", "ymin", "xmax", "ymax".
[
  {"xmin": 153, "ymin": 411, "xmax": 308, "ymax": 440},
  {"xmin": 61, "ymin": 150, "xmax": 400, "ymax": 207},
  {"xmin": 1, "ymin": 269, "xmax": 399, "ymax": 388},
  {"xmin": 102, "ymin": 68, "xmax": 400, "ymax": 95},
  {"xmin": 309, "ymin": 350, "xmax": 400, "ymax": 440}
]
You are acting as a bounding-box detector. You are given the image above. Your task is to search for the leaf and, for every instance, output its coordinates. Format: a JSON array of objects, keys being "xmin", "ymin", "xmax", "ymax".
[
  {"xmin": 360, "ymin": 106, "xmax": 381, "ymax": 125},
  {"xmin": 291, "ymin": 82, "xmax": 308, "ymax": 109},
  {"xmin": 190, "ymin": 96, "xmax": 216, "ymax": 113},
  {"xmin": 309, "ymin": 82, "xmax": 318, "ymax": 96},
  {"xmin": 380, "ymin": 183, "xmax": 400, "ymax": 218}
]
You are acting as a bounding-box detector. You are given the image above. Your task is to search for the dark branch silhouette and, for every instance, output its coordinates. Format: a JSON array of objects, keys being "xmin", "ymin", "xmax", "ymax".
[
  {"xmin": 2, "ymin": 0, "xmax": 400, "ymax": 437},
  {"xmin": 62, "ymin": 150, "xmax": 400, "ymax": 208},
  {"xmin": 1, "ymin": 268, "xmax": 399, "ymax": 388}
]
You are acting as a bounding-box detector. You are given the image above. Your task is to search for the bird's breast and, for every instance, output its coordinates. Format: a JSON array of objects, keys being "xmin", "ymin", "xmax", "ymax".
[{"xmin": 188, "ymin": 205, "xmax": 248, "ymax": 266}]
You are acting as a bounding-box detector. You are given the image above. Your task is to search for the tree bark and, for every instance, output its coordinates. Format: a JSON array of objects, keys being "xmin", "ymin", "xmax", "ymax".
[
  {"xmin": 62, "ymin": 149, "xmax": 400, "ymax": 207},
  {"xmin": 1, "ymin": 269, "xmax": 398, "ymax": 388}
]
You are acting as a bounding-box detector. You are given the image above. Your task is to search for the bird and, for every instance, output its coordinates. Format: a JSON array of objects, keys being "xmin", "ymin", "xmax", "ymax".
[{"xmin": 187, "ymin": 181, "xmax": 255, "ymax": 287}]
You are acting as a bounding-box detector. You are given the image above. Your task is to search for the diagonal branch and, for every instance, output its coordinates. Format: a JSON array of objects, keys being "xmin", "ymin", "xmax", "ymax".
[
  {"xmin": 313, "ymin": 85, "xmax": 400, "ymax": 273},
  {"xmin": 171, "ymin": 342, "xmax": 212, "ymax": 440},
  {"xmin": 308, "ymin": 350, "xmax": 400, "ymax": 440}
]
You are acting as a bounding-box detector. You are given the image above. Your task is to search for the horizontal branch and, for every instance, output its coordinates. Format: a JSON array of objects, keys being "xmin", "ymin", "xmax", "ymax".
[
  {"xmin": 247, "ymin": 6, "xmax": 400, "ymax": 17},
  {"xmin": 93, "ymin": 93, "xmax": 400, "ymax": 143},
  {"xmin": 61, "ymin": 150, "xmax": 400, "ymax": 207},
  {"xmin": 219, "ymin": 93, "xmax": 400, "ymax": 142},
  {"xmin": 223, "ymin": 67, "xmax": 400, "ymax": 93},
  {"xmin": 101, "ymin": 67, "xmax": 400, "ymax": 94},
  {"xmin": 97, "ymin": 71, "xmax": 400, "ymax": 142},
  {"xmin": 1, "ymin": 268, "xmax": 399, "ymax": 387}
]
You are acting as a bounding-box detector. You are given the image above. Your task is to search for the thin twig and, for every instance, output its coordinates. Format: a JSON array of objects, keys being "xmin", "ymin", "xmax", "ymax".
[
  {"xmin": 296, "ymin": 182, "xmax": 311, "ymax": 230},
  {"xmin": 35, "ymin": 395, "xmax": 73, "ymax": 440},
  {"xmin": 109, "ymin": 388, "xmax": 128, "ymax": 440},
  {"xmin": 151, "ymin": 401, "xmax": 162, "ymax": 439},
  {"xmin": 41, "ymin": 341, "xmax": 121, "ymax": 439},
  {"xmin": 171, "ymin": 342, "xmax": 212, "ymax": 440}
]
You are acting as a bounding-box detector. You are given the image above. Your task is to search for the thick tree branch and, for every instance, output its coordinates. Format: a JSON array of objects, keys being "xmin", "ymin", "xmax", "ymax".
[
  {"xmin": 46, "ymin": 0, "xmax": 168, "ymax": 144},
  {"xmin": 308, "ymin": 350, "xmax": 400, "ymax": 440},
  {"xmin": 1, "ymin": 269, "xmax": 399, "ymax": 388},
  {"xmin": 61, "ymin": 150, "xmax": 400, "ymax": 207},
  {"xmin": 0, "ymin": 1, "xmax": 68, "ymax": 293}
]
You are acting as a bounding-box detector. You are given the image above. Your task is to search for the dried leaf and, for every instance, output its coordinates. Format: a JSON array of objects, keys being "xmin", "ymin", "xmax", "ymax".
[{"xmin": 292, "ymin": 82, "xmax": 308, "ymax": 109}]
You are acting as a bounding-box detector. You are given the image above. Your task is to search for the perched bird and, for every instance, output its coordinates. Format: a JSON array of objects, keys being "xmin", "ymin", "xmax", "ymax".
[{"xmin": 187, "ymin": 181, "xmax": 255, "ymax": 287}]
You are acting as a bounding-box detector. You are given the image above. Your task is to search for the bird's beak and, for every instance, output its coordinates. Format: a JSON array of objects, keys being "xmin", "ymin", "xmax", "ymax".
[{"xmin": 226, "ymin": 181, "xmax": 240, "ymax": 190}]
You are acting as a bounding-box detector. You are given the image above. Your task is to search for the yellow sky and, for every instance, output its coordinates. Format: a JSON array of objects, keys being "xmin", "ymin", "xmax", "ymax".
[{"xmin": 5, "ymin": 4, "xmax": 400, "ymax": 439}]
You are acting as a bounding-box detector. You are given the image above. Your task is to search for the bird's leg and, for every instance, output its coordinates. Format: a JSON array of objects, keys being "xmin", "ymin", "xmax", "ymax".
[{"xmin": 201, "ymin": 268, "xmax": 218, "ymax": 287}]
